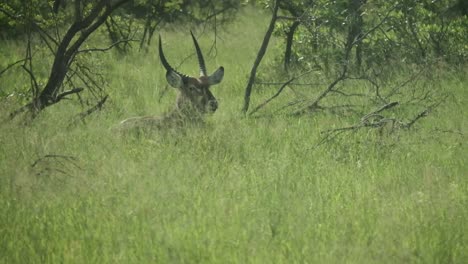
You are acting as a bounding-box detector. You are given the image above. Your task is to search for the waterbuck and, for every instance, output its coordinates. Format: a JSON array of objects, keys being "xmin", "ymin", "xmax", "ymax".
[{"xmin": 118, "ymin": 32, "xmax": 224, "ymax": 131}]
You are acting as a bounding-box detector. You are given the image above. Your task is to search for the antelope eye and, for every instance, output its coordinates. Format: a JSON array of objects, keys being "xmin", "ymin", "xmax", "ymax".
[{"xmin": 189, "ymin": 86, "xmax": 201, "ymax": 93}]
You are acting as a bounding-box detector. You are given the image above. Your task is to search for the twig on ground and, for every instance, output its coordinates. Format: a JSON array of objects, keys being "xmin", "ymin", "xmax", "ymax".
[{"xmin": 69, "ymin": 95, "xmax": 109, "ymax": 127}]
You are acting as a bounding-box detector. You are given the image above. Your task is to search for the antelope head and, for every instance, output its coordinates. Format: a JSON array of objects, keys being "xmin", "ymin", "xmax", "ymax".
[
  {"xmin": 159, "ymin": 32, "xmax": 224, "ymax": 116},
  {"xmin": 117, "ymin": 32, "xmax": 224, "ymax": 132}
]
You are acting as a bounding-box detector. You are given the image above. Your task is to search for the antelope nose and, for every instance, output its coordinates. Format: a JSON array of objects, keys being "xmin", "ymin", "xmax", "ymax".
[{"xmin": 209, "ymin": 100, "xmax": 218, "ymax": 112}]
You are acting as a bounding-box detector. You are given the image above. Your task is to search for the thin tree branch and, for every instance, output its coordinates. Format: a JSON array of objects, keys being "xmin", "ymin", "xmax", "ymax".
[
  {"xmin": 56, "ymin": 87, "xmax": 84, "ymax": 101},
  {"xmin": 77, "ymin": 39, "xmax": 139, "ymax": 53},
  {"xmin": 249, "ymin": 70, "xmax": 313, "ymax": 116},
  {"xmin": 249, "ymin": 78, "xmax": 294, "ymax": 116},
  {"xmin": 404, "ymin": 109, "xmax": 429, "ymax": 129},
  {"xmin": 361, "ymin": 101, "xmax": 399, "ymax": 122},
  {"xmin": 291, "ymin": 2, "xmax": 400, "ymax": 117},
  {"xmin": 70, "ymin": 95, "xmax": 108, "ymax": 126},
  {"xmin": 351, "ymin": 3, "xmax": 400, "ymax": 46},
  {"xmin": 0, "ymin": 58, "xmax": 28, "ymax": 77},
  {"xmin": 277, "ymin": 16, "xmax": 299, "ymax": 21},
  {"xmin": 293, "ymin": 72, "xmax": 347, "ymax": 115}
]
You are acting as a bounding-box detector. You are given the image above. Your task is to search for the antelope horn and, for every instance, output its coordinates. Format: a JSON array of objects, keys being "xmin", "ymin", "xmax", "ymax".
[
  {"xmin": 190, "ymin": 31, "xmax": 207, "ymax": 77},
  {"xmin": 158, "ymin": 34, "xmax": 189, "ymax": 80}
]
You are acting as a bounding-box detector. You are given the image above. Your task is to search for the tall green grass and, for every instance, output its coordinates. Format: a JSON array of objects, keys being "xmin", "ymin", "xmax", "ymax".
[{"xmin": 1, "ymin": 8, "xmax": 467, "ymax": 263}]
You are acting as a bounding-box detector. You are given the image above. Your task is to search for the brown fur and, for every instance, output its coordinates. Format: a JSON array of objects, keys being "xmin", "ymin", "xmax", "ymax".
[
  {"xmin": 116, "ymin": 33, "xmax": 223, "ymax": 133},
  {"xmin": 117, "ymin": 77, "xmax": 217, "ymax": 132}
]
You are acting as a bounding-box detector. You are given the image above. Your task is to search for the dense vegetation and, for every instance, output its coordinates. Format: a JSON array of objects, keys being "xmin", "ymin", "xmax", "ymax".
[{"xmin": 0, "ymin": 1, "xmax": 467, "ymax": 263}]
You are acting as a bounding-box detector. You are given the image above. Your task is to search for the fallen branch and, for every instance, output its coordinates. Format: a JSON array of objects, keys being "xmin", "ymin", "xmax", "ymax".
[
  {"xmin": 31, "ymin": 154, "xmax": 79, "ymax": 168},
  {"xmin": 404, "ymin": 109, "xmax": 428, "ymax": 129},
  {"xmin": 314, "ymin": 102, "xmax": 400, "ymax": 147},
  {"xmin": 402, "ymin": 97, "xmax": 446, "ymax": 129},
  {"xmin": 360, "ymin": 101, "xmax": 399, "ymax": 122},
  {"xmin": 313, "ymin": 99, "xmax": 443, "ymax": 149},
  {"xmin": 31, "ymin": 153, "xmax": 81, "ymax": 178},
  {"xmin": 69, "ymin": 95, "xmax": 109, "ymax": 126}
]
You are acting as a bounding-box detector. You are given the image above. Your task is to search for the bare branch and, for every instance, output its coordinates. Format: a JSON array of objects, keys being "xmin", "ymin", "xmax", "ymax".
[
  {"xmin": 361, "ymin": 101, "xmax": 399, "ymax": 122},
  {"xmin": 290, "ymin": 2, "xmax": 401, "ymax": 117},
  {"xmin": 20, "ymin": 65, "xmax": 40, "ymax": 100},
  {"xmin": 250, "ymin": 78, "xmax": 294, "ymax": 116},
  {"xmin": 403, "ymin": 97, "xmax": 446, "ymax": 129},
  {"xmin": 293, "ymin": 72, "xmax": 347, "ymax": 115},
  {"xmin": 249, "ymin": 70, "xmax": 313, "ymax": 116},
  {"xmin": 0, "ymin": 58, "xmax": 28, "ymax": 77},
  {"xmin": 386, "ymin": 67, "xmax": 426, "ymax": 99},
  {"xmin": 277, "ymin": 16, "xmax": 299, "ymax": 21},
  {"xmin": 313, "ymin": 98, "xmax": 441, "ymax": 149},
  {"xmin": 70, "ymin": 95, "xmax": 108, "ymax": 126},
  {"xmin": 77, "ymin": 39, "xmax": 139, "ymax": 54},
  {"xmin": 404, "ymin": 109, "xmax": 429, "ymax": 129},
  {"xmin": 31, "ymin": 154, "xmax": 79, "ymax": 168},
  {"xmin": 256, "ymin": 81, "xmax": 323, "ymax": 87},
  {"xmin": 56, "ymin": 87, "xmax": 84, "ymax": 101},
  {"xmin": 352, "ymin": 3, "xmax": 400, "ymax": 46},
  {"xmin": 205, "ymin": 6, "xmax": 237, "ymax": 20}
]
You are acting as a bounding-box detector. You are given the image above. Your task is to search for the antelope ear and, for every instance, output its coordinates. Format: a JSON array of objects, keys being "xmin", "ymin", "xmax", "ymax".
[
  {"xmin": 208, "ymin": 66, "xmax": 224, "ymax": 85},
  {"xmin": 166, "ymin": 71, "xmax": 184, "ymax": 88}
]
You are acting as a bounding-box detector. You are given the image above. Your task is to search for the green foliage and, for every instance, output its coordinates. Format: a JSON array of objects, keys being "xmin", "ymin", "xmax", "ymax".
[
  {"xmin": 113, "ymin": 0, "xmax": 240, "ymax": 23},
  {"xmin": 0, "ymin": 0, "xmax": 73, "ymax": 38},
  {"xmin": 0, "ymin": 0, "xmax": 241, "ymax": 40},
  {"xmin": 274, "ymin": 0, "xmax": 468, "ymax": 71}
]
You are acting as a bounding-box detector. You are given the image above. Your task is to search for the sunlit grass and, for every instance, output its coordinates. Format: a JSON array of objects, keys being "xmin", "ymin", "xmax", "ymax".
[{"xmin": 0, "ymin": 8, "xmax": 467, "ymax": 264}]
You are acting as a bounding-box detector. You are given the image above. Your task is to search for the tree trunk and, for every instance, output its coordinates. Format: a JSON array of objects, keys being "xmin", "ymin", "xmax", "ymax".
[
  {"xmin": 242, "ymin": 0, "xmax": 280, "ymax": 114},
  {"xmin": 284, "ymin": 21, "xmax": 300, "ymax": 72},
  {"xmin": 11, "ymin": 0, "xmax": 130, "ymax": 118}
]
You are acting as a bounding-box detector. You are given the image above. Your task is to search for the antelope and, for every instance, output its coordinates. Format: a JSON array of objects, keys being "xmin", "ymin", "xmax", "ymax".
[{"xmin": 117, "ymin": 32, "xmax": 224, "ymax": 132}]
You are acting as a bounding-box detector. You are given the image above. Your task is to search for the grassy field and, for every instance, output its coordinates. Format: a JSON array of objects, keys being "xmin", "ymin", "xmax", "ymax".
[{"xmin": 0, "ymin": 9, "xmax": 467, "ymax": 263}]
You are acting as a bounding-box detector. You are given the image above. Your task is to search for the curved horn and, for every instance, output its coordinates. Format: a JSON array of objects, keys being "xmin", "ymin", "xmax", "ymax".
[
  {"xmin": 190, "ymin": 31, "xmax": 207, "ymax": 77},
  {"xmin": 158, "ymin": 34, "xmax": 189, "ymax": 79}
]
